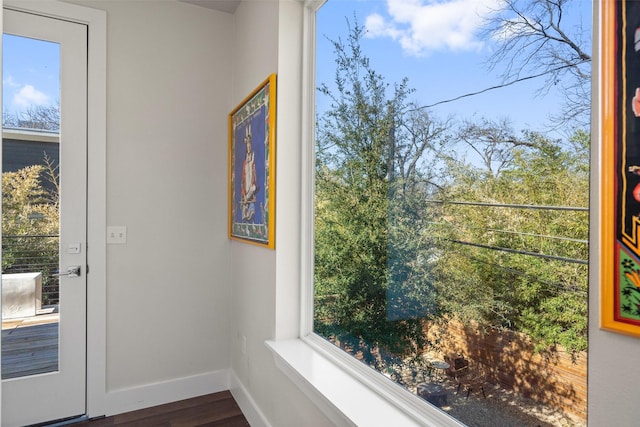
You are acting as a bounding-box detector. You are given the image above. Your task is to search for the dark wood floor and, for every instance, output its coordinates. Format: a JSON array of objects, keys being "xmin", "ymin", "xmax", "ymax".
[{"xmin": 73, "ymin": 391, "xmax": 250, "ymax": 427}]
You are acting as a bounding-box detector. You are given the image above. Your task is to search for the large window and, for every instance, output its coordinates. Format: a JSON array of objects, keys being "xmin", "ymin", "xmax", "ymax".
[{"xmin": 312, "ymin": 1, "xmax": 590, "ymax": 426}]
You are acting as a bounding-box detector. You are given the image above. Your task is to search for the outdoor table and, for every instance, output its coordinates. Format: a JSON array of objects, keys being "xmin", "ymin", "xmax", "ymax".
[
  {"xmin": 417, "ymin": 382, "xmax": 447, "ymax": 407},
  {"xmin": 429, "ymin": 360, "xmax": 450, "ymax": 382}
]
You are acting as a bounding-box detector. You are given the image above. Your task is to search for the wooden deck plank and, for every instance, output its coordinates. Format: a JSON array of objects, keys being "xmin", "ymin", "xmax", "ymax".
[{"xmin": 1, "ymin": 322, "xmax": 58, "ymax": 379}]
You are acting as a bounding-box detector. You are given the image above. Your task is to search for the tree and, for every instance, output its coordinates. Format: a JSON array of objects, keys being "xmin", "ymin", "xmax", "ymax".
[
  {"xmin": 2, "ymin": 102, "xmax": 61, "ymax": 303},
  {"xmin": 483, "ymin": 0, "xmax": 591, "ymax": 128},
  {"xmin": 431, "ymin": 123, "xmax": 589, "ymax": 352},
  {"xmin": 3, "ymin": 103, "xmax": 60, "ymax": 131},
  {"xmin": 315, "ymin": 8, "xmax": 590, "ymax": 367},
  {"xmin": 314, "ymin": 21, "xmax": 447, "ymax": 363},
  {"xmin": 447, "ymin": 117, "xmax": 538, "ymax": 179},
  {"xmin": 2, "ymin": 161, "xmax": 60, "ymax": 304},
  {"xmin": 2, "ymin": 164, "xmax": 59, "ymax": 240}
]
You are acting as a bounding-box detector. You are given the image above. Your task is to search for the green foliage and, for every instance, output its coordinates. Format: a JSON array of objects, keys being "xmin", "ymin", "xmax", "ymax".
[
  {"xmin": 432, "ymin": 126, "xmax": 589, "ymax": 352},
  {"xmin": 2, "ymin": 163, "xmax": 60, "ymax": 304},
  {"xmin": 314, "ymin": 22, "xmax": 439, "ymax": 358},
  {"xmin": 3, "ymin": 165, "xmax": 59, "ymax": 236},
  {"xmin": 315, "ymin": 21, "xmax": 589, "ymax": 361}
]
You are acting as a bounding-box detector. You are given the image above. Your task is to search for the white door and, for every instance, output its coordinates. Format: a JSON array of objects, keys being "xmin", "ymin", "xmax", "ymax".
[{"xmin": 1, "ymin": 7, "xmax": 87, "ymax": 427}]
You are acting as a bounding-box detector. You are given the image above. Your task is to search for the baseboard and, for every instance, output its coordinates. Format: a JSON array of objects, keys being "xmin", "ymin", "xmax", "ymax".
[
  {"xmin": 229, "ymin": 370, "xmax": 272, "ymax": 427},
  {"xmin": 103, "ymin": 369, "xmax": 230, "ymax": 416}
]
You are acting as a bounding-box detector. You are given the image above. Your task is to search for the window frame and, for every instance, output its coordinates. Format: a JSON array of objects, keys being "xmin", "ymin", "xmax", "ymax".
[{"xmin": 292, "ymin": 1, "xmax": 466, "ymax": 425}]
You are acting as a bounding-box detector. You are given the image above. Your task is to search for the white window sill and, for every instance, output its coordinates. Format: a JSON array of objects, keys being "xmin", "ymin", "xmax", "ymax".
[{"xmin": 266, "ymin": 336, "xmax": 465, "ymax": 427}]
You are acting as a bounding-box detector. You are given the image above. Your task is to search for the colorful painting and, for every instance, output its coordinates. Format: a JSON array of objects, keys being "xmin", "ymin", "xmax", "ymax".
[
  {"xmin": 602, "ymin": 1, "xmax": 640, "ymax": 336},
  {"xmin": 228, "ymin": 74, "xmax": 276, "ymax": 248}
]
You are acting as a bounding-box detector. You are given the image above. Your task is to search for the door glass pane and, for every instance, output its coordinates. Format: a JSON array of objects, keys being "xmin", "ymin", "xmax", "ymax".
[{"xmin": 2, "ymin": 34, "xmax": 60, "ymax": 379}]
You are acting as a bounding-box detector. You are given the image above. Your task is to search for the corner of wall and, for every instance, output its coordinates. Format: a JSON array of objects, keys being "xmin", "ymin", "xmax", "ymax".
[
  {"xmin": 229, "ymin": 370, "xmax": 273, "ymax": 427},
  {"xmin": 229, "ymin": 1, "xmax": 334, "ymax": 426}
]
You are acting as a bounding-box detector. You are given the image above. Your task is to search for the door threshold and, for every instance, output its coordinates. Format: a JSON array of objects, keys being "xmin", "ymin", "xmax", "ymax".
[{"xmin": 27, "ymin": 415, "xmax": 88, "ymax": 427}]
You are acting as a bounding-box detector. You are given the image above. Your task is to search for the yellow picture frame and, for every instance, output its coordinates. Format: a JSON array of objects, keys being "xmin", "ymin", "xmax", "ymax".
[
  {"xmin": 228, "ymin": 74, "xmax": 277, "ymax": 249},
  {"xmin": 600, "ymin": 0, "xmax": 640, "ymax": 336}
]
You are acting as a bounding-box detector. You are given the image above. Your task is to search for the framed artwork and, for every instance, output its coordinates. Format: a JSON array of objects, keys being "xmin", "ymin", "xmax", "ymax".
[
  {"xmin": 601, "ymin": 1, "xmax": 640, "ymax": 336},
  {"xmin": 228, "ymin": 74, "xmax": 277, "ymax": 249}
]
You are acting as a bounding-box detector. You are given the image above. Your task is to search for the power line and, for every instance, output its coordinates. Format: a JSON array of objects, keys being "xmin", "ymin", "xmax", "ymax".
[
  {"xmin": 424, "ymin": 220, "xmax": 588, "ymax": 244},
  {"xmin": 425, "ymin": 199, "xmax": 588, "ymax": 212},
  {"xmin": 407, "ymin": 60, "xmax": 590, "ymax": 112},
  {"xmin": 446, "ymin": 238, "xmax": 588, "ymax": 265},
  {"xmin": 482, "ymin": 227, "xmax": 588, "ymax": 244},
  {"xmin": 462, "ymin": 252, "xmax": 588, "ymax": 295}
]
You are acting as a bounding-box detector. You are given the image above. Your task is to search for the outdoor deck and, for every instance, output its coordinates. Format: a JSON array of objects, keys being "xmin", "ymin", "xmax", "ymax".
[{"xmin": 1, "ymin": 313, "xmax": 59, "ymax": 379}]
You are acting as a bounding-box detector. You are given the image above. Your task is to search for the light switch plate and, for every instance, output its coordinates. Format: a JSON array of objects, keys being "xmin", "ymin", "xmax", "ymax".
[{"xmin": 107, "ymin": 226, "xmax": 127, "ymax": 244}]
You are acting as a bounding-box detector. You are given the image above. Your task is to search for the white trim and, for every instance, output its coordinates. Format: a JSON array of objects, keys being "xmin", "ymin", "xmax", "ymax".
[
  {"xmin": 267, "ymin": 338, "xmax": 465, "ymax": 427},
  {"xmin": 103, "ymin": 370, "xmax": 230, "ymax": 416},
  {"xmin": 84, "ymin": 4, "xmax": 107, "ymax": 419},
  {"xmin": 2, "ymin": 128, "xmax": 59, "ymax": 143},
  {"xmin": 229, "ymin": 370, "xmax": 272, "ymax": 427},
  {"xmin": 300, "ymin": 0, "xmax": 325, "ymax": 338},
  {"xmin": 2, "ymin": 0, "xmax": 108, "ymax": 419},
  {"xmin": 268, "ymin": 340, "xmax": 354, "ymax": 427}
]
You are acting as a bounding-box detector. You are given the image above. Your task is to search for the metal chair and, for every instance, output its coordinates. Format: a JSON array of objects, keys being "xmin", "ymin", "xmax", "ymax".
[
  {"xmin": 456, "ymin": 362, "xmax": 487, "ymax": 399},
  {"xmin": 446, "ymin": 354, "xmax": 469, "ymax": 381}
]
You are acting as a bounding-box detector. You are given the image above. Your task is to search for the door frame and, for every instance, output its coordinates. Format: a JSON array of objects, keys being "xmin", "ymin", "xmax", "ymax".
[{"xmin": 0, "ymin": 0, "xmax": 107, "ymax": 421}]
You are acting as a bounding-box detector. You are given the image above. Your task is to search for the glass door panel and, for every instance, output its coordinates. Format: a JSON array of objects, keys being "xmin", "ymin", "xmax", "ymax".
[{"xmin": 1, "ymin": 34, "xmax": 61, "ymax": 380}]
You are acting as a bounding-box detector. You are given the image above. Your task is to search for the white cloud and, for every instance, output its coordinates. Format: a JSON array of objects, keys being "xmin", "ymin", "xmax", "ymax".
[
  {"xmin": 365, "ymin": 0, "xmax": 505, "ymax": 56},
  {"xmin": 366, "ymin": 13, "xmax": 403, "ymax": 40},
  {"xmin": 3, "ymin": 75, "xmax": 20, "ymax": 88},
  {"xmin": 13, "ymin": 84, "xmax": 49, "ymax": 108}
]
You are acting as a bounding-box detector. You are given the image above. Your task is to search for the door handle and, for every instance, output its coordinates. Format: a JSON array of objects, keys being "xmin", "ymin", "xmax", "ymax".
[{"xmin": 53, "ymin": 265, "xmax": 81, "ymax": 277}]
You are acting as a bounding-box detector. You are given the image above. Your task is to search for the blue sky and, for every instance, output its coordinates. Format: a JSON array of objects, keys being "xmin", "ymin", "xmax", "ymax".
[
  {"xmin": 2, "ymin": 34, "xmax": 60, "ymax": 117},
  {"xmin": 316, "ymin": 0, "xmax": 592, "ymax": 135}
]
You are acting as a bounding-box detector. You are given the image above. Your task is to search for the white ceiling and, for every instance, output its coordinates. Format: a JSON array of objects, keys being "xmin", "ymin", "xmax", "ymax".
[{"xmin": 179, "ymin": 0, "xmax": 240, "ymax": 14}]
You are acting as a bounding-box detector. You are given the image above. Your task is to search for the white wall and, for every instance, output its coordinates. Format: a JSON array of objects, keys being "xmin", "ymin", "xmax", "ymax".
[
  {"xmin": 229, "ymin": 1, "xmax": 333, "ymax": 426},
  {"xmin": 71, "ymin": 0, "xmax": 234, "ymax": 401}
]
